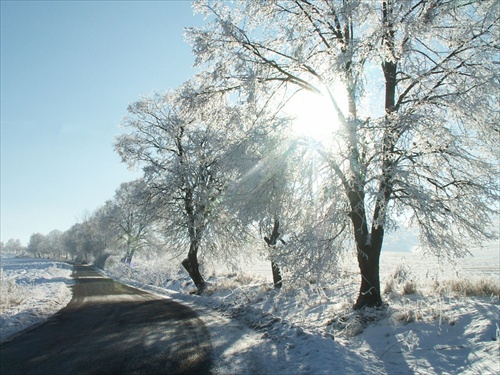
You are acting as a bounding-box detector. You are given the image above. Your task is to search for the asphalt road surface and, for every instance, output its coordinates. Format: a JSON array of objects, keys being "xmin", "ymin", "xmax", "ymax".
[{"xmin": 0, "ymin": 265, "xmax": 212, "ymax": 375}]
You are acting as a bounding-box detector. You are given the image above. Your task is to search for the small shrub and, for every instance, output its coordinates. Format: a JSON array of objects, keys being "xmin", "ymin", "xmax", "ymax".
[
  {"xmin": 235, "ymin": 273, "xmax": 259, "ymax": 285},
  {"xmin": 402, "ymin": 280, "xmax": 417, "ymax": 295},
  {"xmin": 384, "ymin": 263, "xmax": 418, "ymax": 296},
  {"xmin": 393, "ymin": 264, "xmax": 411, "ymax": 283},
  {"xmin": 390, "ymin": 297, "xmax": 456, "ymax": 326},
  {"xmin": 401, "ymin": 329, "xmax": 420, "ymax": 352},
  {"xmin": 392, "ymin": 308, "xmax": 424, "ymax": 324},
  {"xmin": 0, "ymin": 269, "xmax": 30, "ymax": 312},
  {"xmin": 384, "ymin": 279, "xmax": 395, "ymax": 294}
]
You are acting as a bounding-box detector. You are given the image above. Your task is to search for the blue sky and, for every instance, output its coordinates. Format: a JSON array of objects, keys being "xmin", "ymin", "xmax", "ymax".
[{"xmin": 1, "ymin": 1, "xmax": 203, "ymax": 244}]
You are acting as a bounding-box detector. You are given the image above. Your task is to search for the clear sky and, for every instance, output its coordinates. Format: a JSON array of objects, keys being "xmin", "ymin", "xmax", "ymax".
[{"xmin": 1, "ymin": 0, "xmax": 203, "ymax": 244}]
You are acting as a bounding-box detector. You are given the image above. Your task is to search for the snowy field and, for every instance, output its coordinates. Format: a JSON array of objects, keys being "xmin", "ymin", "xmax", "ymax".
[
  {"xmin": 0, "ymin": 255, "xmax": 73, "ymax": 342},
  {"xmin": 1, "ymin": 244, "xmax": 498, "ymax": 374}
]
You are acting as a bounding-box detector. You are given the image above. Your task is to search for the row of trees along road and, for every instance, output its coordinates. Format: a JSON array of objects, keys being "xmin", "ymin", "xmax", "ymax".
[
  {"xmin": 6, "ymin": 1, "xmax": 497, "ymax": 310},
  {"xmin": 5, "ymin": 180, "xmax": 161, "ymax": 269},
  {"xmin": 116, "ymin": 1, "xmax": 499, "ymax": 309}
]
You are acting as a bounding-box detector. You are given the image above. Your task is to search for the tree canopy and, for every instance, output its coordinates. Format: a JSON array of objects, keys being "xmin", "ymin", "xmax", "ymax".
[{"xmin": 187, "ymin": 0, "xmax": 499, "ymax": 307}]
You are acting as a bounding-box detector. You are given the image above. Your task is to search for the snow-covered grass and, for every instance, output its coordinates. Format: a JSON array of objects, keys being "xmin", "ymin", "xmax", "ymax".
[
  {"xmin": 0, "ymin": 254, "xmax": 73, "ymax": 342},
  {"xmin": 103, "ymin": 244, "xmax": 499, "ymax": 374},
  {"xmin": 1, "ymin": 245, "xmax": 498, "ymax": 374}
]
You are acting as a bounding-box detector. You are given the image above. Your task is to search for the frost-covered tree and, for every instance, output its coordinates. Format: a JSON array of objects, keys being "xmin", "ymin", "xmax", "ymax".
[
  {"xmin": 105, "ymin": 179, "xmax": 158, "ymax": 264},
  {"xmin": 189, "ymin": 0, "xmax": 499, "ymax": 308},
  {"xmin": 62, "ymin": 224, "xmax": 83, "ymax": 261},
  {"xmin": 115, "ymin": 82, "xmax": 258, "ymax": 291},
  {"xmin": 2, "ymin": 238, "xmax": 26, "ymax": 255},
  {"xmin": 62, "ymin": 210, "xmax": 111, "ymax": 266},
  {"xmin": 43, "ymin": 230, "xmax": 65, "ymax": 259},
  {"xmin": 27, "ymin": 233, "xmax": 46, "ymax": 258},
  {"xmin": 225, "ymin": 133, "xmax": 338, "ymax": 289},
  {"xmin": 87, "ymin": 205, "xmax": 121, "ymax": 268},
  {"xmin": 225, "ymin": 130, "xmax": 293, "ymax": 288}
]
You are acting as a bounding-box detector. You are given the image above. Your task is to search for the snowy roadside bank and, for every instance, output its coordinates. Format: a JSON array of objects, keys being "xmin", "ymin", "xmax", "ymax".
[
  {"xmin": 102, "ymin": 267, "xmax": 376, "ymax": 374},
  {"xmin": 0, "ymin": 255, "xmax": 74, "ymax": 343},
  {"xmin": 103, "ymin": 248, "xmax": 500, "ymax": 375}
]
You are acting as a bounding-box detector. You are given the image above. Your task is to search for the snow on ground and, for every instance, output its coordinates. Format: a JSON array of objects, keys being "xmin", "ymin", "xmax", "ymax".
[
  {"xmin": 0, "ymin": 254, "xmax": 73, "ymax": 342},
  {"xmin": 0, "ymin": 244, "xmax": 498, "ymax": 374},
  {"xmin": 103, "ymin": 263, "xmax": 376, "ymax": 374},
  {"xmin": 103, "ymin": 243, "xmax": 500, "ymax": 375}
]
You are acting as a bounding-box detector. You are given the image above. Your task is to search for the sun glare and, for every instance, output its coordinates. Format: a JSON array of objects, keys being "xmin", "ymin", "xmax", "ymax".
[{"xmin": 285, "ymin": 86, "xmax": 348, "ymax": 145}]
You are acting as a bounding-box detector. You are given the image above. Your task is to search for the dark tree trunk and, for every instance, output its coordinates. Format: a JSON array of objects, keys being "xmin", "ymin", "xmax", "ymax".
[
  {"xmin": 264, "ymin": 218, "xmax": 283, "ymax": 289},
  {"xmin": 182, "ymin": 242, "xmax": 206, "ymax": 291},
  {"xmin": 270, "ymin": 261, "xmax": 283, "ymax": 289},
  {"xmin": 353, "ymin": 241, "xmax": 382, "ymax": 310},
  {"xmin": 123, "ymin": 253, "xmax": 134, "ymax": 265},
  {"xmin": 124, "ymin": 247, "xmax": 136, "ymax": 265},
  {"xmin": 348, "ymin": 189, "xmax": 383, "ymax": 310},
  {"xmin": 123, "ymin": 240, "xmax": 132, "ymax": 264}
]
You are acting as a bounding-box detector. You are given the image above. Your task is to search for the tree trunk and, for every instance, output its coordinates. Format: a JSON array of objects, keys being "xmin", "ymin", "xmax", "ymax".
[
  {"xmin": 123, "ymin": 248, "xmax": 135, "ymax": 265},
  {"xmin": 264, "ymin": 219, "xmax": 283, "ymax": 289},
  {"xmin": 182, "ymin": 242, "xmax": 206, "ymax": 291},
  {"xmin": 122, "ymin": 238, "xmax": 132, "ymax": 264},
  {"xmin": 270, "ymin": 260, "xmax": 283, "ymax": 289},
  {"xmin": 348, "ymin": 189, "xmax": 383, "ymax": 310},
  {"xmin": 125, "ymin": 239, "xmax": 136, "ymax": 264},
  {"xmin": 353, "ymin": 243, "xmax": 382, "ymax": 310}
]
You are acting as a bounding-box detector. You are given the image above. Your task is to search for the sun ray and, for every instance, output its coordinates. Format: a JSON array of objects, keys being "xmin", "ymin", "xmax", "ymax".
[{"xmin": 285, "ymin": 84, "xmax": 348, "ymax": 145}]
